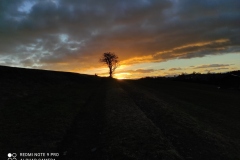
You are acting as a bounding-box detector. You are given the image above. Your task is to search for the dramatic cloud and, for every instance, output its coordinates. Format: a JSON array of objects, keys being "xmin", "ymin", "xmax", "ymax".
[
  {"xmin": 0, "ymin": 0, "xmax": 240, "ymax": 74},
  {"xmin": 194, "ymin": 64, "xmax": 233, "ymax": 69}
]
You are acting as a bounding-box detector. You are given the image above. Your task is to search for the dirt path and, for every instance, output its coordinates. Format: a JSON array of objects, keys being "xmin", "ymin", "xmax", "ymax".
[{"xmin": 101, "ymin": 80, "xmax": 182, "ymax": 160}]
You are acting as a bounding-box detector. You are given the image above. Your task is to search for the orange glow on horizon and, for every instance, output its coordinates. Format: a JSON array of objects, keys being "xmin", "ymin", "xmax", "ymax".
[{"xmin": 114, "ymin": 72, "xmax": 131, "ymax": 79}]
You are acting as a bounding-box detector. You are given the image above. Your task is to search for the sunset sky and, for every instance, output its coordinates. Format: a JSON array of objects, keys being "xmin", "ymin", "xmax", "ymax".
[{"xmin": 0, "ymin": 0, "xmax": 240, "ymax": 79}]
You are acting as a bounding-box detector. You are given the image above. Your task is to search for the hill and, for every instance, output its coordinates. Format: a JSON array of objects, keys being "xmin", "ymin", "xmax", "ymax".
[
  {"xmin": 0, "ymin": 66, "xmax": 240, "ymax": 160},
  {"xmin": 0, "ymin": 66, "xmax": 102, "ymax": 159}
]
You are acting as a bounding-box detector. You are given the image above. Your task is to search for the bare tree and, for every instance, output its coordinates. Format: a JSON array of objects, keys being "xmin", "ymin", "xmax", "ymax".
[{"xmin": 100, "ymin": 52, "xmax": 119, "ymax": 78}]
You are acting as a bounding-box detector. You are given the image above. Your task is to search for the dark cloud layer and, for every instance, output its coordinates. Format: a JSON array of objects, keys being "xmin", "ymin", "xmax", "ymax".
[{"xmin": 0, "ymin": 0, "xmax": 240, "ymax": 71}]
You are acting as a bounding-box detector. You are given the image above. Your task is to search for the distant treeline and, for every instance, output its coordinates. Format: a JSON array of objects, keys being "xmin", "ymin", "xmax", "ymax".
[{"xmin": 142, "ymin": 70, "xmax": 240, "ymax": 90}]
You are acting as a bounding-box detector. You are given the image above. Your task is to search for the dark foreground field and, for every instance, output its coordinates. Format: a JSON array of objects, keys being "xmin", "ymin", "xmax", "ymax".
[{"xmin": 0, "ymin": 66, "xmax": 240, "ymax": 160}]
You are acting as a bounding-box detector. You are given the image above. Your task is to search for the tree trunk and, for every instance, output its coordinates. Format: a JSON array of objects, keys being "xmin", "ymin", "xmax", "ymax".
[{"xmin": 109, "ymin": 68, "xmax": 112, "ymax": 78}]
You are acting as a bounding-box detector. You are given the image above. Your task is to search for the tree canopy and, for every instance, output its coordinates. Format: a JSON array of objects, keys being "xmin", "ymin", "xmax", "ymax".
[{"xmin": 100, "ymin": 52, "xmax": 119, "ymax": 78}]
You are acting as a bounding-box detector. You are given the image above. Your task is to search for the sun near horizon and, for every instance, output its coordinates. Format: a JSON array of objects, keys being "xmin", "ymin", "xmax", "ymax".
[{"xmin": 0, "ymin": 0, "xmax": 240, "ymax": 79}]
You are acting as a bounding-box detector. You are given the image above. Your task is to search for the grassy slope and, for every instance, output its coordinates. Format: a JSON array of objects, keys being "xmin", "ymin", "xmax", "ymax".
[
  {"xmin": 121, "ymin": 79, "xmax": 240, "ymax": 159},
  {"xmin": 132, "ymin": 79, "xmax": 240, "ymax": 139},
  {"xmin": 1, "ymin": 66, "xmax": 239, "ymax": 159},
  {"xmin": 0, "ymin": 66, "xmax": 102, "ymax": 158}
]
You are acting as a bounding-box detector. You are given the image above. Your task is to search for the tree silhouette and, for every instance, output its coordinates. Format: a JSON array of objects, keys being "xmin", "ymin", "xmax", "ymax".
[{"xmin": 100, "ymin": 52, "xmax": 119, "ymax": 78}]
